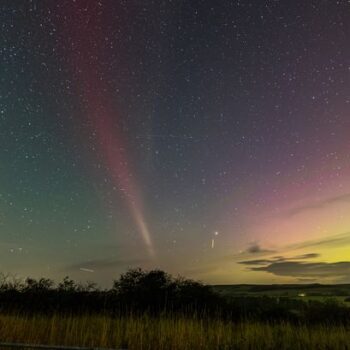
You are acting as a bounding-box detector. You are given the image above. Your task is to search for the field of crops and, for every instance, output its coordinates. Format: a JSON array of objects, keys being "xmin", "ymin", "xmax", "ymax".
[{"xmin": 1, "ymin": 313, "xmax": 350, "ymax": 350}]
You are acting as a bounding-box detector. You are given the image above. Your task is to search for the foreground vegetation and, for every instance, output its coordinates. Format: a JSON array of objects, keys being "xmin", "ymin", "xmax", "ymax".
[
  {"xmin": 1, "ymin": 269, "xmax": 350, "ymax": 324},
  {"xmin": 1, "ymin": 269, "xmax": 350, "ymax": 349},
  {"xmin": 2, "ymin": 313, "xmax": 350, "ymax": 350}
]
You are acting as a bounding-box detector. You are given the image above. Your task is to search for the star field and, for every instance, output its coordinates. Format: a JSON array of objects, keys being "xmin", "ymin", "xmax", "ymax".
[{"xmin": 0, "ymin": 0, "xmax": 349, "ymax": 285}]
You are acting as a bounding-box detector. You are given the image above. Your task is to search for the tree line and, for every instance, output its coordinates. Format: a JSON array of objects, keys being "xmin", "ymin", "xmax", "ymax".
[{"xmin": 1, "ymin": 268, "xmax": 350, "ymax": 324}]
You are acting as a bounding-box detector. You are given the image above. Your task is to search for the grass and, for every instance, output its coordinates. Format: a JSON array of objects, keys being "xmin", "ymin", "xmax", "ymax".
[{"xmin": 1, "ymin": 313, "xmax": 350, "ymax": 349}]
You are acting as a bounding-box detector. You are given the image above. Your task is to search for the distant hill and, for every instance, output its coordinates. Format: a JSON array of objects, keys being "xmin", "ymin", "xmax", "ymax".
[{"xmin": 212, "ymin": 284, "xmax": 350, "ymax": 300}]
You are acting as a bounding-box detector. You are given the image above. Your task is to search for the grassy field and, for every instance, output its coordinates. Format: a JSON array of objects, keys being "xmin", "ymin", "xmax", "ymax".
[
  {"xmin": 1, "ymin": 313, "xmax": 350, "ymax": 350},
  {"xmin": 213, "ymin": 284, "xmax": 350, "ymax": 304}
]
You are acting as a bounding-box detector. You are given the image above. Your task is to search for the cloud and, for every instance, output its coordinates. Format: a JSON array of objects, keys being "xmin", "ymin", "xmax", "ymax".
[
  {"xmin": 239, "ymin": 248, "xmax": 350, "ymax": 280},
  {"xmin": 239, "ymin": 259, "xmax": 278, "ymax": 265},
  {"xmin": 245, "ymin": 243, "xmax": 275, "ymax": 254},
  {"xmin": 237, "ymin": 233, "xmax": 350, "ymax": 264},
  {"xmin": 251, "ymin": 261, "xmax": 350, "ymax": 279},
  {"xmin": 286, "ymin": 193, "xmax": 350, "ymax": 217},
  {"xmin": 239, "ymin": 253, "xmax": 320, "ymax": 266},
  {"xmin": 293, "ymin": 253, "xmax": 320, "ymax": 259},
  {"xmin": 65, "ymin": 257, "xmax": 147, "ymax": 272},
  {"xmin": 289, "ymin": 232, "xmax": 350, "ymax": 251}
]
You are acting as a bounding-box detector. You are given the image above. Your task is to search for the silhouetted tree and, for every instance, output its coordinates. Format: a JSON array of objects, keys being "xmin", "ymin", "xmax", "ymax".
[
  {"xmin": 58, "ymin": 277, "xmax": 77, "ymax": 292},
  {"xmin": 24, "ymin": 278, "xmax": 54, "ymax": 292},
  {"xmin": 113, "ymin": 268, "xmax": 173, "ymax": 312}
]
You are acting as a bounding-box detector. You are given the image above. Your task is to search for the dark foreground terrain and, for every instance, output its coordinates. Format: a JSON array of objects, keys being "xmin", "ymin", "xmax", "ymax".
[{"xmin": 1, "ymin": 269, "xmax": 350, "ymax": 349}]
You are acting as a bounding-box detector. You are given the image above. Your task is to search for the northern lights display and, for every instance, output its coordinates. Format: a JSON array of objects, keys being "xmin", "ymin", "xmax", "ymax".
[{"xmin": 0, "ymin": 0, "xmax": 349, "ymax": 286}]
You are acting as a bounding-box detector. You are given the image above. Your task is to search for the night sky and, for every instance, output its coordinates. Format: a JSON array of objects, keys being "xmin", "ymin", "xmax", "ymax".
[{"xmin": 1, "ymin": 0, "xmax": 349, "ymax": 286}]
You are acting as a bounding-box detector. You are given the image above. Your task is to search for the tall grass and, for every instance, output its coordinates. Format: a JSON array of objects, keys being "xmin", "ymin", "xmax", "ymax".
[{"xmin": 1, "ymin": 313, "xmax": 350, "ymax": 350}]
